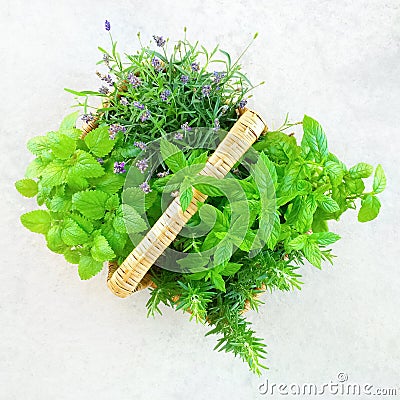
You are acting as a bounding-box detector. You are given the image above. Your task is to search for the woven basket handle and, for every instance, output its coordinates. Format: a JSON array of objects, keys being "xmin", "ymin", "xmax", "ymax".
[{"xmin": 107, "ymin": 109, "xmax": 267, "ymax": 298}]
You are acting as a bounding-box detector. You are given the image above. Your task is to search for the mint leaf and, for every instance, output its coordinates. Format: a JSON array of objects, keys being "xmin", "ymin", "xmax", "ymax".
[
  {"xmin": 70, "ymin": 150, "xmax": 104, "ymax": 178},
  {"xmin": 180, "ymin": 186, "xmax": 193, "ymax": 212},
  {"xmin": 121, "ymin": 204, "xmax": 147, "ymax": 233},
  {"xmin": 310, "ymin": 231, "xmax": 340, "ymax": 246},
  {"xmin": 303, "ymin": 241, "xmax": 322, "ymax": 269},
  {"xmin": 84, "ymin": 126, "xmax": 115, "ymax": 157},
  {"xmin": 259, "ymin": 152, "xmax": 278, "ymax": 185},
  {"xmin": 325, "ymin": 161, "xmax": 345, "ymax": 187},
  {"xmin": 358, "ymin": 194, "xmax": 381, "ymax": 222},
  {"xmin": 214, "ymin": 241, "xmax": 233, "ymax": 266},
  {"xmin": 287, "ymin": 235, "xmax": 307, "ymax": 250},
  {"xmin": 15, "ymin": 179, "xmax": 38, "ymax": 198},
  {"xmin": 373, "ymin": 164, "xmax": 386, "ymax": 194},
  {"xmin": 349, "ymin": 162, "xmax": 373, "ymax": 179},
  {"xmin": 160, "ymin": 139, "xmax": 187, "ymax": 173},
  {"xmin": 59, "ymin": 111, "xmax": 79, "ymax": 130},
  {"xmin": 265, "ymin": 212, "xmax": 281, "ymax": 250},
  {"xmin": 221, "ymin": 262, "xmax": 242, "ymax": 276},
  {"xmin": 61, "ymin": 218, "xmax": 89, "ymax": 245},
  {"xmin": 78, "ymin": 255, "xmax": 104, "ymax": 280},
  {"xmin": 91, "ymin": 234, "xmax": 116, "ymax": 262},
  {"xmin": 317, "ymin": 195, "xmax": 340, "ymax": 213},
  {"xmin": 48, "ymin": 131, "xmax": 76, "ymax": 159},
  {"xmin": 27, "ymin": 136, "xmax": 49, "ymax": 156},
  {"xmin": 72, "ymin": 190, "xmax": 109, "ymax": 220},
  {"xmin": 302, "ymin": 115, "xmax": 328, "ymax": 162},
  {"xmin": 20, "ymin": 210, "xmax": 51, "ymax": 234},
  {"xmin": 210, "ymin": 271, "xmax": 226, "ymax": 292}
]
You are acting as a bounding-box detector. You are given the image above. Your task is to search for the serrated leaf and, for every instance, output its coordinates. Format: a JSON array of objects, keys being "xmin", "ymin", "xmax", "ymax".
[
  {"xmin": 49, "ymin": 196, "xmax": 72, "ymax": 212},
  {"xmin": 70, "ymin": 150, "xmax": 104, "ymax": 178},
  {"xmin": 221, "ymin": 262, "xmax": 241, "ymax": 276},
  {"xmin": 15, "ymin": 179, "xmax": 38, "ymax": 198},
  {"xmin": 265, "ymin": 212, "xmax": 281, "ymax": 250},
  {"xmin": 317, "ymin": 195, "xmax": 340, "ymax": 213},
  {"xmin": 90, "ymin": 172, "xmax": 125, "ymax": 195},
  {"xmin": 344, "ymin": 177, "xmax": 365, "ymax": 195},
  {"xmin": 84, "ymin": 126, "xmax": 115, "ymax": 157},
  {"xmin": 287, "ymin": 235, "xmax": 307, "ymax": 250},
  {"xmin": 310, "ymin": 231, "xmax": 340, "ymax": 246},
  {"xmin": 102, "ymin": 223, "xmax": 128, "ymax": 254},
  {"xmin": 25, "ymin": 158, "xmax": 48, "ymax": 179},
  {"xmin": 325, "ymin": 160, "xmax": 345, "ymax": 187},
  {"xmin": 20, "ymin": 210, "xmax": 51, "ymax": 234},
  {"xmin": 27, "ymin": 136, "xmax": 49, "ymax": 155},
  {"xmin": 64, "ymin": 248, "xmax": 81, "ymax": 264},
  {"xmin": 61, "ymin": 218, "xmax": 89, "ymax": 245},
  {"xmin": 180, "ymin": 186, "xmax": 193, "ymax": 212},
  {"xmin": 91, "ymin": 234, "xmax": 116, "ymax": 262},
  {"xmin": 303, "ymin": 241, "xmax": 322, "ymax": 268},
  {"xmin": 349, "ymin": 162, "xmax": 373, "ymax": 179},
  {"xmin": 47, "ymin": 131, "xmax": 76, "ymax": 159},
  {"xmin": 259, "ymin": 151, "xmax": 278, "ymax": 185},
  {"xmin": 105, "ymin": 193, "xmax": 120, "ymax": 210},
  {"xmin": 72, "ymin": 190, "xmax": 109, "ymax": 220},
  {"xmin": 78, "ymin": 256, "xmax": 104, "ymax": 280},
  {"xmin": 160, "ymin": 139, "xmax": 187, "ymax": 173},
  {"xmin": 46, "ymin": 225, "xmax": 66, "ymax": 253},
  {"xmin": 210, "ymin": 271, "xmax": 226, "ymax": 292},
  {"xmin": 214, "ymin": 241, "xmax": 233, "ymax": 266},
  {"xmin": 373, "ymin": 164, "xmax": 386, "ymax": 194},
  {"xmin": 41, "ymin": 160, "xmax": 69, "ymax": 187},
  {"xmin": 121, "ymin": 204, "xmax": 147, "ymax": 233},
  {"xmin": 302, "ymin": 115, "xmax": 328, "ymax": 162},
  {"xmin": 122, "ymin": 187, "xmax": 146, "ymax": 213},
  {"xmin": 59, "ymin": 111, "xmax": 79, "ymax": 130},
  {"xmin": 69, "ymin": 214, "xmax": 93, "ymax": 234},
  {"xmin": 358, "ymin": 194, "xmax": 381, "ymax": 222}
]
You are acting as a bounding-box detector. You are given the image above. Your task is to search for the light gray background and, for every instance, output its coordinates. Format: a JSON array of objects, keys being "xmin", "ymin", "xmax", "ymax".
[{"xmin": 1, "ymin": 1, "xmax": 399, "ymax": 399}]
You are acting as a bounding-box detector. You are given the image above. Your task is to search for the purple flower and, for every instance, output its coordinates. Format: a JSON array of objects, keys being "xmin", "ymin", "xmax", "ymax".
[
  {"xmin": 213, "ymin": 118, "xmax": 220, "ymax": 131},
  {"xmin": 212, "ymin": 71, "xmax": 225, "ymax": 84},
  {"xmin": 105, "ymin": 20, "xmax": 111, "ymax": 31},
  {"xmin": 180, "ymin": 122, "xmax": 192, "ymax": 132},
  {"xmin": 103, "ymin": 54, "xmax": 110, "ymax": 68},
  {"xmin": 140, "ymin": 110, "xmax": 151, "ymax": 122},
  {"xmin": 99, "ymin": 85, "xmax": 109, "ymax": 95},
  {"xmin": 134, "ymin": 141, "xmax": 147, "ymax": 150},
  {"xmin": 140, "ymin": 182, "xmax": 152, "ymax": 193},
  {"xmin": 97, "ymin": 157, "xmax": 104, "ymax": 164},
  {"xmin": 114, "ymin": 161, "xmax": 126, "ymax": 174},
  {"xmin": 180, "ymin": 75, "xmax": 189, "ymax": 84},
  {"xmin": 81, "ymin": 113, "xmax": 94, "ymax": 123},
  {"xmin": 120, "ymin": 97, "xmax": 129, "ymax": 106},
  {"xmin": 239, "ymin": 98, "xmax": 247, "ymax": 109},
  {"xmin": 201, "ymin": 85, "xmax": 211, "ymax": 97},
  {"xmin": 160, "ymin": 89, "xmax": 171, "ymax": 102},
  {"xmin": 127, "ymin": 73, "xmax": 142, "ymax": 88},
  {"xmin": 157, "ymin": 170, "xmax": 170, "ymax": 178},
  {"xmin": 133, "ymin": 101, "xmax": 145, "ymax": 110},
  {"xmin": 174, "ymin": 132, "xmax": 183, "ymax": 140},
  {"xmin": 153, "ymin": 35, "xmax": 166, "ymax": 47},
  {"xmin": 103, "ymin": 74, "xmax": 113, "ymax": 86},
  {"xmin": 191, "ymin": 62, "xmax": 200, "ymax": 72},
  {"xmin": 220, "ymin": 105, "xmax": 229, "ymax": 115},
  {"xmin": 136, "ymin": 158, "xmax": 149, "ymax": 173},
  {"xmin": 109, "ymin": 124, "xmax": 126, "ymax": 139},
  {"xmin": 151, "ymin": 57, "xmax": 163, "ymax": 72}
]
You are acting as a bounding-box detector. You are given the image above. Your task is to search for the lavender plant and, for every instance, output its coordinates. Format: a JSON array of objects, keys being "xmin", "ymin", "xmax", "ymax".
[{"xmin": 16, "ymin": 24, "xmax": 386, "ymax": 375}]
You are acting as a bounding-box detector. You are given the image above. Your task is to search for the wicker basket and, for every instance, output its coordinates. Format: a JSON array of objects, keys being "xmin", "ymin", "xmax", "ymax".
[{"xmin": 81, "ymin": 108, "xmax": 268, "ymax": 311}]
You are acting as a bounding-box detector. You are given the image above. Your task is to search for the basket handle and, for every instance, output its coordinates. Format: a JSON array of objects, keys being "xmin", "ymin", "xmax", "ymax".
[{"xmin": 107, "ymin": 109, "xmax": 267, "ymax": 298}]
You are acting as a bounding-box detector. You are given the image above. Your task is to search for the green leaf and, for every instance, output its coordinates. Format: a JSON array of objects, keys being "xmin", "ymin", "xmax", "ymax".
[
  {"xmin": 89, "ymin": 172, "xmax": 125, "ymax": 195},
  {"xmin": 160, "ymin": 139, "xmax": 187, "ymax": 173},
  {"xmin": 102, "ymin": 223, "xmax": 128, "ymax": 255},
  {"xmin": 70, "ymin": 150, "xmax": 104, "ymax": 178},
  {"xmin": 70, "ymin": 214, "xmax": 93, "ymax": 234},
  {"xmin": 325, "ymin": 160, "xmax": 345, "ymax": 187},
  {"xmin": 312, "ymin": 215, "xmax": 329, "ymax": 233},
  {"xmin": 27, "ymin": 136, "xmax": 49, "ymax": 155},
  {"xmin": 59, "ymin": 111, "xmax": 79, "ymax": 130},
  {"xmin": 349, "ymin": 162, "xmax": 373, "ymax": 179},
  {"xmin": 61, "ymin": 218, "xmax": 89, "ymax": 245},
  {"xmin": 105, "ymin": 193, "xmax": 120, "ymax": 210},
  {"xmin": 302, "ymin": 115, "xmax": 328, "ymax": 162},
  {"xmin": 344, "ymin": 177, "xmax": 365, "ymax": 195},
  {"xmin": 310, "ymin": 231, "xmax": 340, "ymax": 246},
  {"xmin": 122, "ymin": 187, "xmax": 146, "ymax": 213},
  {"xmin": 210, "ymin": 271, "xmax": 226, "ymax": 292},
  {"xmin": 214, "ymin": 241, "xmax": 233, "ymax": 266},
  {"xmin": 358, "ymin": 194, "xmax": 381, "ymax": 222},
  {"xmin": 317, "ymin": 195, "xmax": 340, "ymax": 213},
  {"xmin": 259, "ymin": 152, "xmax": 277, "ymax": 185},
  {"xmin": 221, "ymin": 262, "xmax": 242, "ymax": 276},
  {"xmin": 91, "ymin": 234, "xmax": 116, "ymax": 262},
  {"xmin": 47, "ymin": 131, "xmax": 76, "ymax": 159},
  {"xmin": 121, "ymin": 204, "xmax": 147, "ymax": 233},
  {"xmin": 287, "ymin": 235, "xmax": 307, "ymax": 250},
  {"xmin": 180, "ymin": 186, "xmax": 193, "ymax": 212},
  {"xmin": 72, "ymin": 190, "xmax": 109, "ymax": 220},
  {"xmin": 64, "ymin": 248, "xmax": 81, "ymax": 264},
  {"xmin": 15, "ymin": 179, "xmax": 38, "ymax": 198},
  {"xmin": 78, "ymin": 255, "xmax": 104, "ymax": 280},
  {"xmin": 193, "ymin": 180, "xmax": 224, "ymax": 197},
  {"xmin": 49, "ymin": 196, "xmax": 72, "ymax": 213},
  {"xmin": 41, "ymin": 160, "xmax": 69, "ymax": 187},
  {"xmin": 373, "ymin": 164, "xmax": 386, "ymax": 194},
  {"xmin": 303, "ymin": 241, "xmax": 322, "ymax": 268},
  {"xmin": 265, "ymin": 212, "xmax": 281, "ymax": 250},
  {"xmin": 84, "ymin": 126, "xmax": 115, "ymax": 157},
  {"xmin": 46, "ymin": 225, "xmax": 66, "ymax": 253},
  {"xmin": 25, "ymin": 157, "xmax": 48, "ymax": 179},
  {"xmin": 20, "ymin": 210, "xmax": 51, "ymax": 234}
]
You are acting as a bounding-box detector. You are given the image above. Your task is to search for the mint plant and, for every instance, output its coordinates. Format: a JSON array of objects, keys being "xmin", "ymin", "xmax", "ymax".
[{"xmin": 16, "ymin": 24, "xmax": 386, "ymax": 375}]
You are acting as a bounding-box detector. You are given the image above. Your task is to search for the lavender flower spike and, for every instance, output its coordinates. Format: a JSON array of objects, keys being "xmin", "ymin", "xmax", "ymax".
[
  {"xmin": 127, "ymin": 73, "xmax": 142, "ymax": 88},
  {"xmin": 140, "ymin": 182, "xmax": 152, "ymax": 193},
  {"xmin": 153, "ymin": 35, "xmax": 166, "ymax": 47},
  {"xmin": 201, "ymin": 85, "xmax": 211, "ymax": 97},
  {"xmin": 134, "ymin": 141, "xmax": 147, "ymax": 150},
  {"xmin": 180, "ymin": 122, "xmax": 192, "ymax": 132},
  {"xmin": 114, "ymin": 161, "xmax": 126, "ymax": 174},
  {"xmin": 160, "ymin": 89, "xmax": 171, "ymax": 102},
  {"xmin": 136, "ymin": 158, "xmax": 149, "ymax": 173},
  {"xmin": 140, "ymin": 110, "xmax": 151, "ymax": 122},
  {"xmin": 105, "ymin": 20, "xmax": 111, "ymax": 31},
  {"xmin": 180, "ymin": 75, "xmax": 189, "ymax": 84}
]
